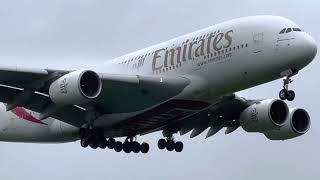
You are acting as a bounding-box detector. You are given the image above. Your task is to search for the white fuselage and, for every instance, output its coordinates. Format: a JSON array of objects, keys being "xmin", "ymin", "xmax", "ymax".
[{"xmin": 0, "ymin": 16, "xmax": 316, "ymax": 143}]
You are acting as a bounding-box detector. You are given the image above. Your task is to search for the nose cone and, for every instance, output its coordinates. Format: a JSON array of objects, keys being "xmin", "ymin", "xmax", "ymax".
[
  {"xmin": 291, "ymin": 33, "xmax": 318, "ymax": 70},
  {"xmin": 302, "ymin": 34, "xmax": 317, "ymax": 65}
]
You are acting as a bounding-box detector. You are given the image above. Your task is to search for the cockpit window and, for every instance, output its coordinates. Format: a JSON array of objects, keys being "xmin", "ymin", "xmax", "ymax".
[
  {"xmin": 286, "ymin": 28, "xmax": 292, "ymax": 33},
  {"xmin": 280, "ymin": 27, "xmax": 302, "ymax": 34},
  {"xmin": 293, "ymin": 28, "xmax": 302, "ymax": 32},
  {"xmin": 279, "ymin": 28, "xmax": 286, "ymax": 34}
]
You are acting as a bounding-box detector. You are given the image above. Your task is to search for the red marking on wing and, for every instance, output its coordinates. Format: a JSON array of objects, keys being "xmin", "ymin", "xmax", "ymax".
[{"xmin": 11, "ymin": 106, "xmax": 47, "ymax": 125}]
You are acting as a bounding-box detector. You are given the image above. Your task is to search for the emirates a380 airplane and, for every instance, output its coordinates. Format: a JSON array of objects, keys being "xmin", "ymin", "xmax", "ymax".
[{"xmin": 0, "ymin": 15, "xmax": 316, "ymax": 153}]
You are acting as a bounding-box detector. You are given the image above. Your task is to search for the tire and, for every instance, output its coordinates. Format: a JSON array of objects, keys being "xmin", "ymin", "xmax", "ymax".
[
  {"xmin": 140, "ymin": 143, "xmax": 149, "ymax": 153},
  {"xmin": 132, "ymin": 142, "xmax": 140, "ymax": 153},
  {"xmin": 166, "ymin": 140, "xmax": 175, "ymax": 151},
  {"xmin": 80, "ymin": 139, "xmax": 89, "ymax": 148},
  {"xmin": 174, "ymin": 141, "xmax": 183, "ymax": 152},
  {"xmin": 89, "ymin": 141, "xmax": 98, "ymax": 149},
  {"xmin": 123, "ymin": 141, "xmax": 132, "ymax": 153},
  {"xmin": 108, "ymin": 138, "xmax": 115, "ymax": 149},
  {"xmin": 279, "ymin": 89, "xmax": 288, "ymax": 100},
  {"xmin": 98, "ymin": 139, "xmax": 107, "ymax": 149},
  {"xmin": 114, "ymin": 141, "xmax": 123, "ymax": 152},
  {"xmin": 157, "ymin": 139, "xmax": 167, "ymax": 149},
  {"xmin": 287, "ymin": 90, "xmax": 295, "ymax": 101}
]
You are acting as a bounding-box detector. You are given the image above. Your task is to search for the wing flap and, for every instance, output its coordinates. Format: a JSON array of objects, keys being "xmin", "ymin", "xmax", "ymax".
[{"xmin": 160, "ymin": 95, "xmax": 251, "ymax": 139}]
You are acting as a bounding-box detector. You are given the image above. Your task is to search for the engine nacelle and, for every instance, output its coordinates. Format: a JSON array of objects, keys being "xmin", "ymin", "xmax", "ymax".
[
  {"xmin": 239, "ymin": 99, "xmax": 289, "ymax": 133},
  {"xmin": 49, "ymin": 70, "xmax": 102, "ymax": 105},
  {"xmin": 264, "ymin": 108, "xmax": 310, "ymax": 140}
]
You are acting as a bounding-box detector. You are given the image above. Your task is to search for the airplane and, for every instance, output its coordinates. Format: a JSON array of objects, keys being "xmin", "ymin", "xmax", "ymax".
[{"xmin": 0, "ymin": 15, "xmax": 316, "ymax": 154}]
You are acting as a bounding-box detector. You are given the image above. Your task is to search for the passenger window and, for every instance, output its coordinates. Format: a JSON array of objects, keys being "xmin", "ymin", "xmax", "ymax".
[
  {"xmin": 279, "ymin": 28, "xmax": 286, "ymax": 34},
  {"xmin": 286, "ymin": 28, "xmax": 292, "ymax": 33},
  {"xmin": 293, "ymin": 28, "xmax": 302, "ymax": 32}
]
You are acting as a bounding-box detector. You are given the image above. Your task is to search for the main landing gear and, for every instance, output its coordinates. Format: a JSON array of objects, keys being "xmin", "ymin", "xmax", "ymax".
[
  {"xmin": 157, "ymin": 137, "xmax": 183, "ymax": 152},
  {"xmin": 113, "ymin": 137, "xmax": 150, "ymax": 154},
  {"xmin": 79, "ymin": 128, "xmax": 108, "ymax": 149},
  {"xmin": 279, "ymin": 76, "xmax": 295, "ymax": 101},
  {"xmin": 79, "ymin": 128, "xmax": 149, "ymax": 153}
]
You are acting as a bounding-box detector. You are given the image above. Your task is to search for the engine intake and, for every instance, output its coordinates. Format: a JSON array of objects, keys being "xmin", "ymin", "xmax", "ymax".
[
  {"xmin": 269, "ymin": 100, "xmax": 288, "ymax": 125},
  {"xmin": 239, "ymin": 99, "xmax": 288, "ymax": 133},
  {"xmin": 49, "ymin": 70, "xmax": 102, "ymax": 105},
  {"xmin": 264, "ymin": 108, "xmax": 310, "ymax": 140},
  {"xmin": 79, "ymin": 70, "xmax": 101, "ymax": 98},
  {"xmin": 291, "ymin": 109, "xmax": 310, "ymax": 134}
]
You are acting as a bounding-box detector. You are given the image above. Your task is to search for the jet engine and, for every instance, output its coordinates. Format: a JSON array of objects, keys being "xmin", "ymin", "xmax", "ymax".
[
  {"xmin": 49, "ymin": 70, "xmax": 102, "ymax": 105},
  {"xmin": 264, "ymin": 108, "xmax": 310, "ymax": 140},
  {"xmin": 239, "ymin": 99, "xmax": 289, "ymax": 133}
]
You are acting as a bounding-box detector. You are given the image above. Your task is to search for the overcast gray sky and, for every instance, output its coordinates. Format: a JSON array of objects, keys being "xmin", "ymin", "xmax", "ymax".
[{"xmin": 0, "ymin": 1, "xmax": 319, "ymax": 180}]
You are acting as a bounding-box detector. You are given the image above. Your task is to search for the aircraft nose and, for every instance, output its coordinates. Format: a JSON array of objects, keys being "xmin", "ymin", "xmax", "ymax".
[{"xmin": 302, "ymin": 33, "xmax": 317, "ymax": 63}]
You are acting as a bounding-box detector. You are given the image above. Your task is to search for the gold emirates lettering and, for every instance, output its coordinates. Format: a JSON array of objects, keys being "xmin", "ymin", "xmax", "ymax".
[{"xmin": 152, "ymin": 30, "xmax": 234, "ymax": 71}]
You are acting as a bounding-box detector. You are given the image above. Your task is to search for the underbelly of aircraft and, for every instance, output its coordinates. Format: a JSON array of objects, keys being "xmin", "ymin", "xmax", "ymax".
[{"xmin": 104, "ymin": 99, "xmax": 210, "ymax": 137}]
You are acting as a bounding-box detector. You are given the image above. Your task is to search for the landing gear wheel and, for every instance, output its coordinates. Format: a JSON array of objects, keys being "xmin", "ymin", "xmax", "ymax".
[
  {"xmin": 114, "ymin": 141, "xmax": 123, "ymax": 152},
  {"xmin": 174, "ymin": 141, "xmax": 183, "ymax": 152},
  {"xmin": 279, "ymin": 89, "xmax": 288, "ymax": 100},
  {"xmin": 123, "ymin": 141, "xmax": 132, "ymax": 153},
  {"xmin": 89, "ymin": 141, "xmax": 98, "ymax": 149},
  {"xmin": 132, "ymin": 142, "xmax": 140, "ymax": 153},
  {"xmin": 287, "ymin": 90, "xmax": 295, "ymax": 101},
  {"xmin": 158, "ymin": 139, "xmax": 167, "ymax": 149},
  {"xmin": 140, "ymin": 143, "xmax": 149, "ymax": 153},
  {"xmin": 108, "ymin": 138, "xmax": 115, "ymax": 149},
  {"xmin": 166, "ymin": 140, "xmax": 175, "ymax": 151},
  {"xmin": 80, "ymin": 138, "xmax": 89, "ymax": 148},
  {"xmin": 279, "ymin": 75, "xmax": 297, "ymax": 101},
  {"xmin": 98, "ymin": 139, "xmax": 107, "ymax": 149}
]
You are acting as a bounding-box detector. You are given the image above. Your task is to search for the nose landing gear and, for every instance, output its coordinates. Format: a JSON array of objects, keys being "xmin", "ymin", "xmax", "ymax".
[{"xmin": 279, "ymin": 76, "xmax": 295, "ymax": 101}]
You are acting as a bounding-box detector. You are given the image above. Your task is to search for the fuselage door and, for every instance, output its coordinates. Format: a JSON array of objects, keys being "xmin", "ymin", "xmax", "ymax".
[{"xmin": 252, "ymin": 32, "xmax": 264, "ymax": 53}]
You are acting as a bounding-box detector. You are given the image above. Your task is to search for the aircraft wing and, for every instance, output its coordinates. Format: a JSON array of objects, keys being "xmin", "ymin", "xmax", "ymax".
[
  {"xmin": 0, "ymin": 67, "xmax": 190, "ymax": 127},
  {"xmin": 156, "ymin": 95, "xmax": 255, "ymax": 138}
]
